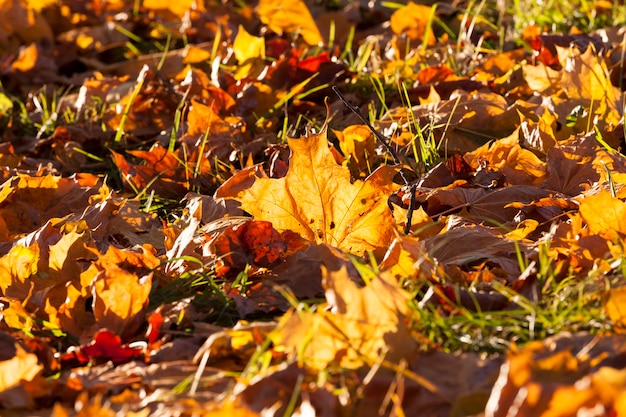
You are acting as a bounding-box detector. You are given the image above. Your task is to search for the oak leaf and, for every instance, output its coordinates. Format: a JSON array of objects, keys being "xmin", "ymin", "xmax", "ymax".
[{"xmin": 216, "ymin": 124, "xmax": 400, "ymax": 255}]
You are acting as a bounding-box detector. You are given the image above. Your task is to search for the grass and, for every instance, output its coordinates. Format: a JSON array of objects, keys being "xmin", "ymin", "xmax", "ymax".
[
  {"xmin": 3, "ymin": 1, "xmax": 626, "ymax": 414},
  {"xmin": 404, "ymin": 242, "xmax": 615, "ymax": 355},
  {"xmin": 87, "ymin": 0, "xmax": 626, "ymax": 359}
]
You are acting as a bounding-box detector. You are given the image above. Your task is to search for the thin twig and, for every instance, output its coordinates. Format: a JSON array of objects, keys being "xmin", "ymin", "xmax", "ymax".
[
  {"xmin": 332, "ymin": 86, "xmax": 401, "ymax": 165},
  {"xmin": 404, "ymin": 183, "xmax": 418, "ymax": 235},
  {"xmin": 332, "ymin": 85, "xmax": 418, "ymax": 235}
]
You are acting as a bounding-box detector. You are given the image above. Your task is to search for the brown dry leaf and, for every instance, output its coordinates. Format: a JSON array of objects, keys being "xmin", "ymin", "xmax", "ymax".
[
  {"xmin": 225, "ymin": 243, "xmax": 356, "ymax": 316},
  {"xmin": 233, "ymin": 363, "xmax": 335, "ymax": 416},
  {"xmin": 558, "ymin": 45, "xmax": 622, "ymax": 127},
  {"xmin": 112, "ymin": 145, "xmax": 188, "ymax": 198},
  {"xmin": 0, "ymin": 222, "xmax": 98, "ymax": 337},
  {"xmin": 419, "ymin": 185, "xmax": 558, "ymax": 225},
  {"xmin": 0, "ymin": 0, "xmax": 53, "ymax": 51},
  {"xmin": 0, "ymin": 173, "xmax": 102, "ymax": 241},
  {"xmin": 518, "ymin": 108, "xmax": 560, "ymax": 152},
  {"xmin": 390, "ymin": 2, "xmax": 436, "ymax": 46},
  {"xmin": 256, "ymin": 0, "xmax": 323, "ymax": 46},
  {"xmin": 216, "ymin": 124, "xmax": 401, "ymax": 255},
  {"xmin": 542, "ymin": 134, "xmax": 599, "ymax": 195},
  {"xmin": 183, "ymin": 98, "xmax": 247, "ymax": 162},
  {"xmin": 273, "ymin": 266, "xmax": 418, "ymax": 370},
  {"xmin": 177, "ymin": 68, "xmax": 236, "ymax": 113},
  {"xmin": 423, "ymin": 223, "xmax": 529, "ymax": 281},
  {"xmin": 546, "ymin": 212, "xmax": 611, "ymax": 275},
  {"xmin": 104, "ymin": 67, "xmax": 180, "ymax": 138}
]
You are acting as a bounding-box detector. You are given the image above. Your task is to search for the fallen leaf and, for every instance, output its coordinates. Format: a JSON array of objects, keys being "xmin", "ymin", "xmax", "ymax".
[
  {"xmin": 256, "ymin": 0, "xmax": 323, "ymax": 46},
  {"xmin": 89, "ymin": 245, "xmax": 159, "ymax": 338},
  {"xmin": 578, "ymin": 190, "xmax": 626, "ymax": 242},
  {"xmin": 274, "ymin": 266, "xmax": 417, "ymax": 370},
  {"xmin": 216, "ymin": 122, "xmax": 401, "ymax": 255},
  {"xmin": 390, "ymin": 2, "xmax": 436, "ymax": 46},
  {"xmin": 233, "ymin": 25, "xmax": 265, "ymax": 63}
]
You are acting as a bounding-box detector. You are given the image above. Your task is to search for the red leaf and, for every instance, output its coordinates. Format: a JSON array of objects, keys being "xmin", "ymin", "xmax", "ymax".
[{"xmin": 78, "ymin": 330, "xmax": 143, "ymax": 365}]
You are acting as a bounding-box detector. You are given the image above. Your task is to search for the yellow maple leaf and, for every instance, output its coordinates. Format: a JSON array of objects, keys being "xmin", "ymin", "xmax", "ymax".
[
  {"xmin": 606, "ymin": 287, "xmax": 626, "ymax": 333},
  {"xmin": 233, "ymin": 25, "xmax": 265, "ymax": 63},
  {"xmin": 578, "ymin": 190, "xmax": 626, "ymax": 242},
  {"xmin": 390, "ymin": 1, "xmax": 436, "ymax": 46},
  {"xmin": 256, "ymin": 0, "xmax": 323, "ymax": 46},
  {"xmin": 0, "ymin": 337, "xmax": 42, "ymax": 392},
  {"xmin": 273, "ymin": 266, "xmax": 418, "ymax": 370},
  {"xmin": 216, "ymin": 124, "xmax": 400, "ymax": 255},
  {"xmin": 90, "ymin": 245, "xmax": 159, "ymax": 338}
]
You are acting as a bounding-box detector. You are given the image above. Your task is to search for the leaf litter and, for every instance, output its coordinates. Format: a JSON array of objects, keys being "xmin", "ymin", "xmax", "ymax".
[{"xmin": 0, "ymin": 0, "xmax": 625, "ymax": 416}]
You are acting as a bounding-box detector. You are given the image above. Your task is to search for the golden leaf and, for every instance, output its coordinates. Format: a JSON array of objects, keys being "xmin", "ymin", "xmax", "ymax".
[
  {"xmin": 578, "ymin": 190, "xmax": 626, "ymax": 242},
  {"xmin": 233, "ymin": 25, "xmax": 265, "ymax": 63},
  {"xmin": 91, "ymin": 245, "xmax": 159, "ymax": 337},
  {"xmin": 256, "ymin": 0, "xmax": 323, "ymax": 46},
  {"xmin": 465, "ymin": 132, "xmax": 547, "ymax": 185},
  {"xmin": 142, "ymin": 0, "xmax": 204, "ymax": 18},
  {"xmin": 333, "ymin": 125, "xmax": 377, "ymax": 179},
  {"xmin": 390, "ymin": 2, "xmax": 436, "ymax": 46},
  {"xmin": 606, "ymin": 287, "xmax": 626, "ymax": 333},
  {"xmin": 274, "ymin": 266, "xmax": 417, "ymax": 370},
  {"xmin": 0, "ymin": 244, "xmax": 38, "ymax": 296},
  {"xmin": 0, "ymin": 336, "xmax": 42, "ymax": 391},
  {"xmin": 216, "ymin": 124, "xmax": 400, "ymax": 255}
]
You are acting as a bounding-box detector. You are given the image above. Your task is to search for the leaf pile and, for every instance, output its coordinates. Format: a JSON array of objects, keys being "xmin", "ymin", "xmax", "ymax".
[{"xmin": 0, "ymin": 0, "xmax": 625, "ymax": 416}]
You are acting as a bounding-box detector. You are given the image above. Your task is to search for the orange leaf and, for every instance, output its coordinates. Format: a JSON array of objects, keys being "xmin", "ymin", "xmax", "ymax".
[
  {"xmin": 390, "ymin": 2, "xmax": 436, "ymax": 46},
  {"xmin": 333, "ymin": 125, "xmax": 377, "ymax": 179},
  {"xmin": 90, "ymin": 246, "xmax": 159, "ymax": 338},
  {"xmin": 256, "ymin": 0, "xmax": 323, "ymax": 46},
  {"xmin": 606, "ymin": 287, "xmax": 626, "ymax": 333},
  {"xmin": 578, "ymin": 190, "xmax": 626, "ymax": 241},
  {"xmin": 0, "ymin": 333, "xmax": 42, "ymax": 392},
  {"xmin": 216, "ymin": 123, "xmax": 401, "ymax": 255},
  {"xmin": 273, "ymin": 266, "xmax": 417, "ymax": 370}
]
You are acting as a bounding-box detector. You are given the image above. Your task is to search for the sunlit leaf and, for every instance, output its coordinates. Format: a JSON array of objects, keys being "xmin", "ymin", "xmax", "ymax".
[
  {"xmin": 216, "ymin": 123, "xmax": 400, "ymax": 255},
  {"xmin": 390, "ymin": 1, "xmax": 436, "ymax": 46},
  {"xmin": 0, "ymin": 333, "xmax": 42, "ymax": 392},
  {"xmin": 274, "ymin": 266, "xmax": 417, "ymax": 370},
  {"xmin": 256, "ymin": 0, "xmax": 323, "ymax": 46},
  {"xmin": 90, "ymin": 245, "xmax": 159, "ymax": 337},
  {"xmin": 578, "ymin": 190, "xmax": 626, "ymax": 241},
  {"xmin": 233, "ymin": 25, "xmax": 265, "ymax": 63}
]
